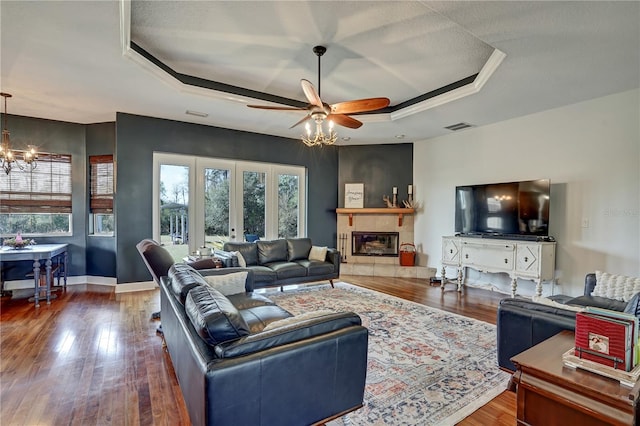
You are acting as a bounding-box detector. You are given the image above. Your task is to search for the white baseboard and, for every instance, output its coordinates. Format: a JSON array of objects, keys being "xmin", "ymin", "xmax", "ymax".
[
  {"xmin": 2, "ymin": 275, "xmax": 96, "ymax": 291},
  {"xmin": 113, "ymin": 281, "xmax": 157, "ymax": 294},
  {"xmin": 2, "ymin": 276, "xmax": 155, "ymax": 294}
]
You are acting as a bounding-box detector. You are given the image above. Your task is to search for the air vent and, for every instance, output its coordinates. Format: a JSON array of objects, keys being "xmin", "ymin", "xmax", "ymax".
[
  {"xmin": 186, "ymin": 110, "xmax": 208, "ymax": 118},
  {"xmin": 444, "ymin": 122, "xmax": 473, "ymax": 131}
]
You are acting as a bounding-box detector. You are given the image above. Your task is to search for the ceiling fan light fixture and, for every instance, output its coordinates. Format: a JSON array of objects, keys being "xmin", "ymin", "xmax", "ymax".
[
  {"xmin": 302, "ymin": 115, "xmax": 337, "ymax": 147},
  {"xmin": 247, "ymin": 45, "xmax": 389, "ymax": 147}
]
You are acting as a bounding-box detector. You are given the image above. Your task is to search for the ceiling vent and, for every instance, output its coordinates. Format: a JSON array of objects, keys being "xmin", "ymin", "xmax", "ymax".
[{"xmin": 444, "ymin": 122, "xmax": 473, "ymax": 131}]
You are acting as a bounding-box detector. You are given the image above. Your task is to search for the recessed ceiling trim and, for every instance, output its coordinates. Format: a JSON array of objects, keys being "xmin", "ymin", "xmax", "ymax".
[
  {"xmin": 390, "ymin": 48, "xmax": 506, "ymax": 121},
  {"xmin": 119, "ymin": 0, "xmax": 505, "ymax": 125}
]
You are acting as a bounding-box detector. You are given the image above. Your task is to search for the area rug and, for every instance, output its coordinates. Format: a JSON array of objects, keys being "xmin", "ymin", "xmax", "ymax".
[{"xmin": 266, "ymin": 282, "xmax": 510, "ymax": 426}]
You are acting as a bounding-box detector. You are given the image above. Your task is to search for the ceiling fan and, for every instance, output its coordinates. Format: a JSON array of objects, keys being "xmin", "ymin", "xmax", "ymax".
[{"xmin": 247, "ymin": 45, "xmax": 390, "ymax": 131}]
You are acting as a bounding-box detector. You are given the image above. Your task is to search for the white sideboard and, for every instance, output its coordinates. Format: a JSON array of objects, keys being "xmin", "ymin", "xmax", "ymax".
[{"xmin": 441, "ymin": 236, "xmax": 556, "ymax": 297}]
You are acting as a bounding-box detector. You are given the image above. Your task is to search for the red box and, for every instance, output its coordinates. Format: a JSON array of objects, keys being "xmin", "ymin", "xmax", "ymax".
[{"xmin": 575, "ymin": 311, "xmax": 633, "ymax": 371}]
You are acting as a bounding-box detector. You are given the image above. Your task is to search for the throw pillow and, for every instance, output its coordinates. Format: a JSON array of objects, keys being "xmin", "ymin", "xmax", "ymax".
[
  {"xmin": 308, "ymin": 246, "xmax": 328, "ymax": 262},
  {"xmin": 262, "ymin": 310, "xmax": 336, "ymax": 331},
  {"xmin": 234, "ymin": 251, "xmax": 247, "ymax": 268},
  {"xmin": 592, "ymin": 271, "xmax": 640, "ymax": 302},
  {"xmin": 531, "ymin": 295, "xmax": 584, "ymax": 312},
  {"xmin": 203, "ymin": 271, "xmax": 248, "ymax": 296}
]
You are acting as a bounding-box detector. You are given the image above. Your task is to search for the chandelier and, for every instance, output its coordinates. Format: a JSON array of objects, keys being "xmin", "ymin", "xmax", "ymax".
[
  {"xmin": 302, "ymin": 111, "xmax": 337, "ymax": 147},
  {"xmin": 1, "ymin": 93, "xmax": 37, "ymax": 175}
]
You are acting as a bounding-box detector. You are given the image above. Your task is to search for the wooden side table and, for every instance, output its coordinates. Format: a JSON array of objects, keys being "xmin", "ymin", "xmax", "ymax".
[{"xmin": 511, "ymin": 330, "xmax": 640, "ymax": 425}]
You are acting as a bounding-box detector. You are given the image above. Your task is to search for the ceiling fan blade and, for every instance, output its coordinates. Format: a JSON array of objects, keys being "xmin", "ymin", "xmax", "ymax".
[
  {"xmin": 289, "ymin": 114, "xmax": 312, "ymax": 129},
  {"xmin": 247, "ymin": 105, "xmax": 307, "ymax": 111},
  {"xmin": 329, "ymin": 114, "xmax": 362, "ymax": 129},
  {"xmin": 331, "ymin": 97, "xmax": 390, "ymax": 114},
  {"xmin": 301, "ymin": 79, "xmax": 323, "ymax": 108}
]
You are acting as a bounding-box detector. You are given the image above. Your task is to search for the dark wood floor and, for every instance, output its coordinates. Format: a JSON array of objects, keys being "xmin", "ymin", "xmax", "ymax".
[{"xmin": 0, "ymin": 276, "xmax": 515, "ymax": 425}]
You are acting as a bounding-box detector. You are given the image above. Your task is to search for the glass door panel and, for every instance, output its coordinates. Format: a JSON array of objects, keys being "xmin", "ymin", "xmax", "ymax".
[
  {"xmin": 203, "ymin": 167, "xmax": 231, "ymax": 250},
  {"xmin": 159, "ymin": 164, "xmax": 190, "ymax": 262},
  {"xmin": 242, "ymin": 170, "xmax": 266, "ymax": 241},
  {"xmin": 278, "ymin": 174, "xmax": 299, "ymax": 238}
]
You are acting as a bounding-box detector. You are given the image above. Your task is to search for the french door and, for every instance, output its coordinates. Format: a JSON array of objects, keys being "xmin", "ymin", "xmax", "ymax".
[{"xmin": 153, "ymin": 153, "xmax": 306, "ymax": 259}]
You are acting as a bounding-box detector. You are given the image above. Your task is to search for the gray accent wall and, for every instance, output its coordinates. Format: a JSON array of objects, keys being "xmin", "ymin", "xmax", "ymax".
[
  {"xmin": 1, "ymin": 115, "xmax": 87, "ymax": 280},
  {"xmin": 86, "ymin": 122, "xmax": 117, "ymax": 278},
  {"xmin": 4, "ymin": 113, "xmax": 413, "ymax": 285},
  {"xmin": 338, "ymin": 143, "xmax": 413, "ymax": 208},
  {"xmin": 115, "ymin": 113, "xmax": 339, "ymax": 283}
]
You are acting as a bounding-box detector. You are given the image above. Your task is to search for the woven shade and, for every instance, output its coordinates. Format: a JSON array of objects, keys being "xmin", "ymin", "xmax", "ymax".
[
  {"xmin": 0, "ymin": 152, "xmax": 72, "ymax": 213},
  {"xmin": 90, "ymin": 155, "xmax": 113, "ymax": 213}
]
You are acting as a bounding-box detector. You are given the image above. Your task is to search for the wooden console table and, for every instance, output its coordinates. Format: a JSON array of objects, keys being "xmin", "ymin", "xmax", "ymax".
[
  {"xmin": 511, "ymin": 331, "xmax": 639, "ymax": 425},
  {"xmin": 441, "ymin": 236, "xmax": 555, "ymax": 296}
]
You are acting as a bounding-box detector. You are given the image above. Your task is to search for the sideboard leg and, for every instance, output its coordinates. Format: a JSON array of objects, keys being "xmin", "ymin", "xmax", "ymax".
[
  {"xmin": 440, "ymin": 266, "xmax": 446, "ymax": 290},
  {"xmin": 457, "ymin": 268, "xmax": 463, "ymax": 292},
  {"xmin": 511, "ymin": 277, "xmax": 518, "ymax": 297},
  {"xmin": 536, "ymin": 280, "xmax": 543, "ymax": 297}
]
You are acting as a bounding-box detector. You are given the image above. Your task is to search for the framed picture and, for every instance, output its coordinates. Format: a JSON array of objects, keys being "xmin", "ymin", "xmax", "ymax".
[{"xmin": 345, "ymin": 183, "xmax": 364, "ymax": 208}]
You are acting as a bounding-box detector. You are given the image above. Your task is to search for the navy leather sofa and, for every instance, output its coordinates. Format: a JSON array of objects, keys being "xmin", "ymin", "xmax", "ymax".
[
  {"xmin": 154, "ymin": 258, "xmax": 368, "ymax": 426},
  {"xmin": 497, "ymin": 273, "xmax": 640, "ymax": 371}
]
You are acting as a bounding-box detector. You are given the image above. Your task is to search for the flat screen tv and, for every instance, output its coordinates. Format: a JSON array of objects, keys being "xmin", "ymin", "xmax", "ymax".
[{"xmin": 455, "ymin": 179, "xmax": 550, "ymax": 238}]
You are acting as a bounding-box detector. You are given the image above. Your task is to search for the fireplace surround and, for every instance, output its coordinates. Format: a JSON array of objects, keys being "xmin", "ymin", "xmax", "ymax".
[{"xmin": 336, "ymin": 208, "xmax": 433, "ymax": 279}]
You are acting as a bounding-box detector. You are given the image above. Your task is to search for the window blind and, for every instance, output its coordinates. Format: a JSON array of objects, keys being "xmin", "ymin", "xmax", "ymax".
[
  {"xmin": 90, "ymin": 154, "xmax": 113, "ymax": 213},
  {"xmin": 0, "ymin": 152, "xmax": 72, "ymax": 213}
]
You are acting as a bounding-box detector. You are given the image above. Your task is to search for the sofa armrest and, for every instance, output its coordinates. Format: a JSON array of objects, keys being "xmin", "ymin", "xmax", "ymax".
[
  {"xmin": 214, "ymin": 312, "xmax": 361, "ymax": 358},
  {"xmin": 497, "ymin": 298, "xmax": 577, "ymax": 371},
  {"xmin": 326, "ymin": 248, "xmax": 341, "ymax": 270}
]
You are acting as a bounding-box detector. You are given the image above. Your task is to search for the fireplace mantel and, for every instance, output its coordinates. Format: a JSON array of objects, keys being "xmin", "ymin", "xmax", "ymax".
[{"xmin": 336, "ymin": 208, "xmax": 415, "ymax": 226}]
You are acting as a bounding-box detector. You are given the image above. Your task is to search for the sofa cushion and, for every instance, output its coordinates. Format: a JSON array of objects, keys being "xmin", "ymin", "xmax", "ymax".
[
  {"xmin": 185, "ymin": 285, "xmax": 250, "ymax": 346},
  {"xmin": 287, "ymin": 238, "xmax": 312, "ymax": 261},
  {"xmin": 262, "ymin": 310, "xmax": 336, "ymax": 331},
  {"xmin": 238, "ymin": 304, "xmax": 293, "ymax": 333},
  {"xmin": 296, "ymin": 259, "xmax": 335, "ymax": 276},
  {"xmin": 309, "ymin": 246, "xmax": 328, "ymax": 261},
  {"xmin": 257, "ymin": 239, "xmax": 288, "ymax": 264},
  {"xmin": 565, "ymin": 295, "xmax": 628, "ymax": 312},
  {"xmin": 246, "ymin": 265, "xmax": 277, "ymax": 283},
  {"xmin": 266, "ymin": 261, "xmax": 307, "ymax": 280},
  {"xmin": 168, "ymin": 263, "xmax": 208, "ymax": 305},
  {"xmin": 223, "ymin": 242, "xmax": 258, "ymax": 266},
  {"xmin": 203, "ymin": 271, "xmax": 248, "ymax": 296},
  {"xmin": 214, "ymin": 312, "xmax": 363, "ymax": 358},
  {"xmin": 592, "ymin": 271, "xmax": 640, "ymax": 302}
]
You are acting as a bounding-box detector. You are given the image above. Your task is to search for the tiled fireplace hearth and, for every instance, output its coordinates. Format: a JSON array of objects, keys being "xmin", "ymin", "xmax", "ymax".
[{"xmin": 336, "ymin": 208, "xmax": 433, "ymax": 279}]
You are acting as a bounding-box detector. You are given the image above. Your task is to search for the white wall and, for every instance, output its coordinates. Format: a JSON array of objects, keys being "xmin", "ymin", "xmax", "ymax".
[{"xmin": 414, "ymin": 89, "xmax": 639, "ymax": 296}]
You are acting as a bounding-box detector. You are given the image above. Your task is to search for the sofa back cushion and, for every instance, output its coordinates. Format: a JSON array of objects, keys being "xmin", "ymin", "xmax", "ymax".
[
  {"xmin": 224, "ymin": 242, "xmax": 258, "ymax": 266},
  {"xmin": 287, "ymin": 238, "xmax": 312, "ymax": 261},
  {"xmin": 185, "ymin": 285, "xmax": 250, "ymax": 346},
  {"xmin": 169, "ymin": 263, "xmax": 208, "ymax": 305},
  {"xmin": 257, "ymin": 239, "xmax": 288, "ymax": 264}
]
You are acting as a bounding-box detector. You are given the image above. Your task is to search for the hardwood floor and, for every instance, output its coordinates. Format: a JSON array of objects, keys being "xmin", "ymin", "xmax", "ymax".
[{"xmin": 0, "ymin": 276, "xmax": 515, "ymax": 425}]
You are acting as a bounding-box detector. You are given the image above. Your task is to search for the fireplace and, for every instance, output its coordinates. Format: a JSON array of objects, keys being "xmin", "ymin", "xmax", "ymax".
[{"xmin": 352, "ymin": 232, "xmax": 399, "ymax": 257}]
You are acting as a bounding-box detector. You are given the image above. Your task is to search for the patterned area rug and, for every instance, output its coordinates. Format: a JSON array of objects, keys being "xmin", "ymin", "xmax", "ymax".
[{"xmin": 266, "ymin": 282, "xmax": 510, "ymax": 426}]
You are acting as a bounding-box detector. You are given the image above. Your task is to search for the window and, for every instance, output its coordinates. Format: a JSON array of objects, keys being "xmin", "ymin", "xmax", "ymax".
[
  {"xmin": 152, "ymin": 153, "xmax": 306, "ymax": 254},
  {"xmin": 89, "ymin": 155, "xmax": 114, "ymax": 235},
  {"xmin": 0, "ymin": 151, "xmax": 72, "ymax": 236}
]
